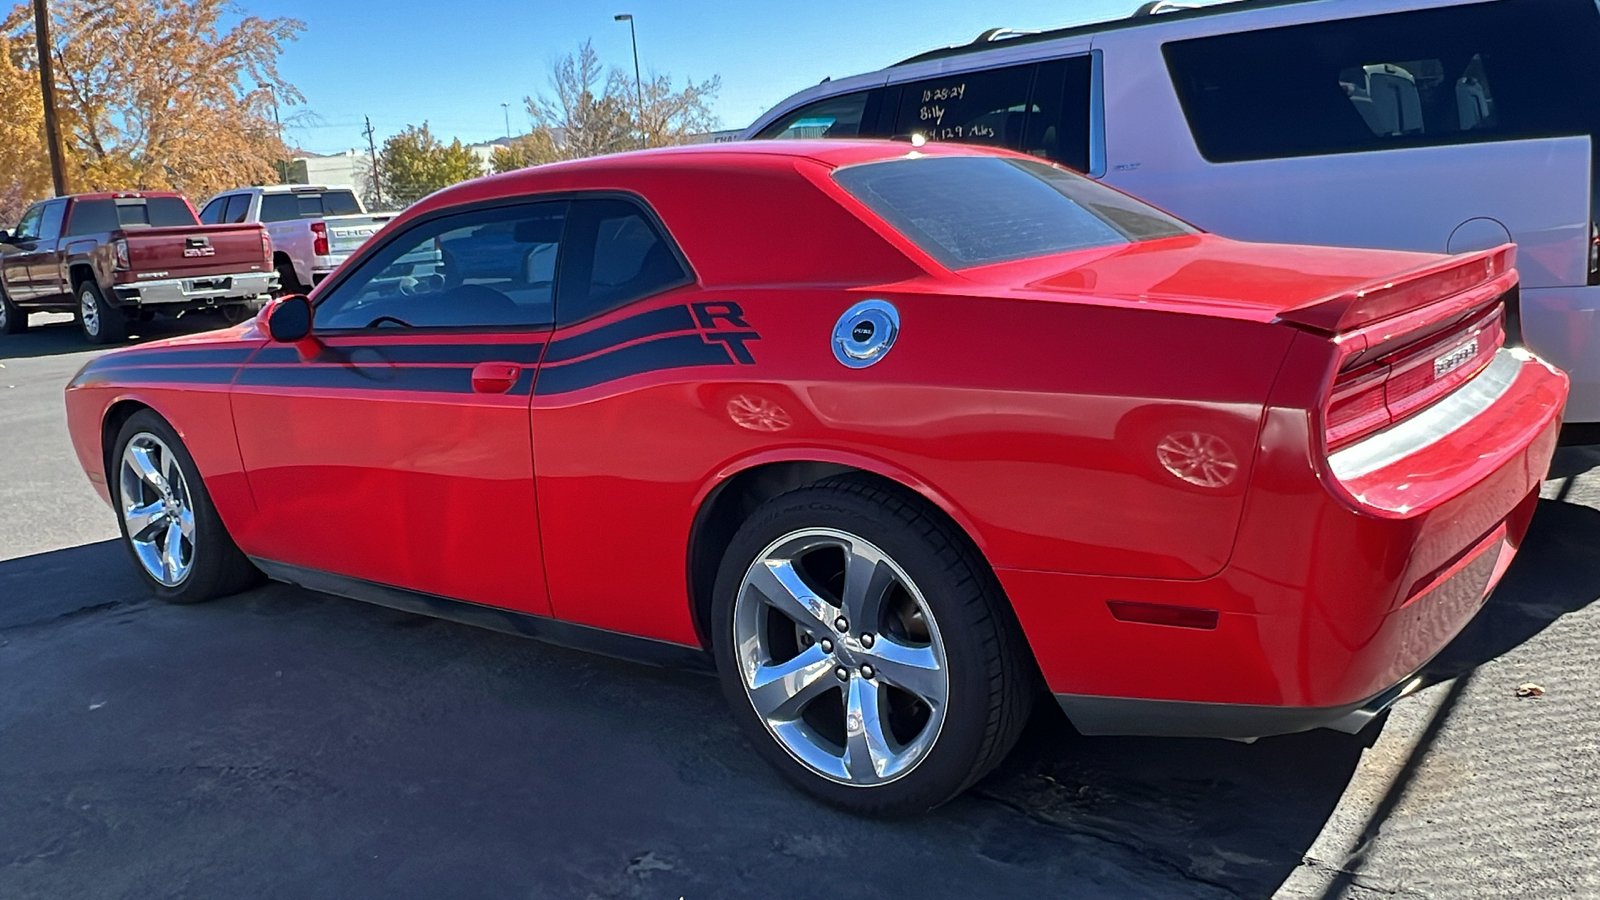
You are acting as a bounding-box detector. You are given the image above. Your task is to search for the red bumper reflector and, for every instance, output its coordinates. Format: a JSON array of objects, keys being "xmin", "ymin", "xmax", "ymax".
[{"xmin": 1107, "ymin": 600, "xmax": 1219, "ymax": 630}]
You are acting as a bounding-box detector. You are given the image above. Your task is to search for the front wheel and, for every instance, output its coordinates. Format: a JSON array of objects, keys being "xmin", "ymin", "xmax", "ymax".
[
  {"xmin": 112, "ymin": 410, "xmax": 261, "ymax": 603},
  {"xmin": 78, "ymin": 281, "xmax": 126, "ymax": 344},
  {"xmin": 0, "ymin": 285, "xmax": 28, "ymax": 334},
  {"xmin": 712, "ymin": 478, "xmax": 1033, "ymax": 816}
]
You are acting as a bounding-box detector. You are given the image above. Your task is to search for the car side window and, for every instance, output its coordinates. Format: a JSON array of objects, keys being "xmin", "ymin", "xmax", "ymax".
[
  {"xmin": 314, "ymin": 202, "xmax": 567, "ymax": 331},
  {"xmin": 37, "ymin": 201, "xmax": 66, "ymax": 242},
  {"xmin": 198, "ymin": 197, "xmax": 228, "ymax": 225},
  {"xmin": 11, "ymin": 204, "xmax": 43, "ymax": 241},
  {"xmin": 224, "ymin": 195, "xmax": 252, "ymax": 223},
  {"xmin": 258, "ymin": 194, "xmax": 300, "ymax": 223},
  {"xmin": 893, "ymin": 63, "xmax": 1037, "ymax": 150},
  {"xmin": 756, "ymin": 91, "xmax": 875, "ymax": 139},
  {"xmin": 555, "ymin": 197, "xmax": 691, "ymax": 326}
]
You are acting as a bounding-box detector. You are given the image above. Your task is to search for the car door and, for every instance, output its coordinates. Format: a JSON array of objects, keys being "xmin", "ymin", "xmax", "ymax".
[
  {"xmin": 23, "ymin": 200, "xmax": 69, "ymax": 300},
  {"xmin": 230, "ymin": 200, "xmax": 568, "ymax": 616},
  {"xmin": 529, "ymin": 195, "xmax": 714, "ymax": 641},
  {"xmin": 0, "ymin": 203, "xmax": 44, "ymax": 301}
]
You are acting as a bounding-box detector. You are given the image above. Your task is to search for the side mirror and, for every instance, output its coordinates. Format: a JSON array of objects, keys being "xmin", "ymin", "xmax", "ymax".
[
  {"xmin": 267, "ymin": 295, "xmax": 312, "ymax": 342},
  {"xmin": 0, "ymin": 230, "xmax": 11, "ymax": 243}
]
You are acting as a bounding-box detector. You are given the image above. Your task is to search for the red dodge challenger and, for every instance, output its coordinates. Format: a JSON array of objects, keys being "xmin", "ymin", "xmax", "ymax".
[{"xmin": 65, "ymin": 141, "xmax": 1567, "ymax": 815}]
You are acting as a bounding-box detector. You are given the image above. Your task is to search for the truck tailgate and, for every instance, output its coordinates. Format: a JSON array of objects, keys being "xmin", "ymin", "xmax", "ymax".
[
  {"xmin": 119, "ymin": 224, "xmax": 269, "ymax": 280},
  {"xmin": 324, "ymin": 213, "xmax": 397, "ymax": 257}
]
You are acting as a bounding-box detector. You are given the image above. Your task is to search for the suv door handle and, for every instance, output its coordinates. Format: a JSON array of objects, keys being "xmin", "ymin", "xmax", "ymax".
[{"xmin": 471, "ymin": 361, "xmax": 522, "ymax": 394}]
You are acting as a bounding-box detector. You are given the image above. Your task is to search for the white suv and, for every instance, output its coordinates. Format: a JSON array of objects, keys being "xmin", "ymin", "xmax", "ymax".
[
  {"xmin": 746, "ymin": 0, "xmax": 1600, "ymax": 424},
  {"xmin": 199, "ymin": 186, "xmax": 398, "ymax": 295}
]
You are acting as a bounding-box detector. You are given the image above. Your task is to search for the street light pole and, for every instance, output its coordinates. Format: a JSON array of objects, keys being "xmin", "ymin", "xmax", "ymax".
[
  {"xmin": 501, "ymin": 102, "xmax": 511, "ymax": 139},
  {"xmin": 32, "ymin": 0, "xmax": 68, "ymax": 196},
  {"xmin": 614, "ymin": 13, "xmax": 644, "ymax": 145}
]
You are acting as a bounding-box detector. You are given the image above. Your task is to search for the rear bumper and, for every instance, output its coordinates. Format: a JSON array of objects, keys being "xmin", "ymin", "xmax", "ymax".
[
  {"xmin": 113, "ymin": 271, "xmax": 278, "ymax": 306},
  {"xmin": 1003, "ymin": 349, "xmax": 1567, "ymax": 739}
]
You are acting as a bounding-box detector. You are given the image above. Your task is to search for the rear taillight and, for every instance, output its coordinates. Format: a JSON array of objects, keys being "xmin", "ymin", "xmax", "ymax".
[
  {"xmin": 311, "ymin": 221, "xmax": 329, "ymax": 256},
  {"xmin": 260, "ymin": 230, "xmax": 271, "ymax": 261},
  {"xmin": 112, "ymin": 239, "xmax": 130, "ymax": 270},
  {"xmin": 1325, "ymin": 304, "xmax": 1506, "ymax": 452},
  {"xmin": 1588, "ymin": 221, "xmax": 1598, "ymax": 286}
]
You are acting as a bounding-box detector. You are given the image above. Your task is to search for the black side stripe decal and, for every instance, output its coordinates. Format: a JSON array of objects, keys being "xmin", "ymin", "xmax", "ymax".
[
  {"xmin": 534, "ymin": 333, "xmax": 739, "ymax": 396},
  {"xmin": 542, "ymin": 305, "xmax": 695, "ymax": 364},
  {"xmin": 252, "ymin": 343, "xmax": 547, "ymax": 367},
  {"xmin": 80, "ymin": 346, "xmax": 256, "ymax": 374},
  {"xmin": 74, "ymin": 366, "xmax": 238, "ymax": 387}
]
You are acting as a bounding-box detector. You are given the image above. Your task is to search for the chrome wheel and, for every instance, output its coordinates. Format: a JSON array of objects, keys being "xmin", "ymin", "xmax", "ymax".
[
  {"xmin": 118, "ymin": 433, "xmax": 196, "ymax": 587},
  {"xmin": 732, "ymin": 527, "xmax": 949, "ymax": 787},
  {"xmin": 80, "ymin": 286, "xmax": 101, "ymax": 338},
  {"xmin": 1155, "ymin": 430, "xmax": 1239, "ymax": 489}
]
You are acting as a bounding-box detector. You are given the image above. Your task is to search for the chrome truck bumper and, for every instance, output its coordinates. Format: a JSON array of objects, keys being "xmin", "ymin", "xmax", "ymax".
[{"xmin": 113, "ymin": 271, "xmax": 279, "ymax": 306}]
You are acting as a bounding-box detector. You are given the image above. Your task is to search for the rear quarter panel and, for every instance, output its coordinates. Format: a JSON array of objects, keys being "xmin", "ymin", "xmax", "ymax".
[{"xmin": 532, "ymin": 283, "xmax": 1294, "ymax": 644}]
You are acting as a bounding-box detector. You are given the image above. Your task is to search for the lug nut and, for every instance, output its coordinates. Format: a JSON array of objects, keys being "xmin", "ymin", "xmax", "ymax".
[
  {"xmin": 835, "ymin": 666, "xmax": 850, "ymax": 682},
  {"xmin": 835, "ymin": 617, "xmax": 850, "ymax": 633},
  {"xmin": 800, "ymin": 633, "xmax": 815, "ymax": 648},
  {"xmin": 861, "ymin": 664, "xmax": 875, "ymax": 680},
  {"xmin": 860, "ymin": 633, "xmax": 875, "ymax": 649},
  {"xmin": 820, "ymin": 639, "xmax": 834, "ymax": 654}
]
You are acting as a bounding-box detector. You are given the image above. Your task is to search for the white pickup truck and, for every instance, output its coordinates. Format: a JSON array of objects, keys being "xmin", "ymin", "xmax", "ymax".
[{"xmin": 198, "ymin": 185, "xmax": 397, "ymax": 294}]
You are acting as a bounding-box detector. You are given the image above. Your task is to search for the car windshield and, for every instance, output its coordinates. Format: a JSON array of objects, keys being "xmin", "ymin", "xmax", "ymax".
[{"xmin": 833, "ymin": 156, "xmax": 1195, "ymax": 269}]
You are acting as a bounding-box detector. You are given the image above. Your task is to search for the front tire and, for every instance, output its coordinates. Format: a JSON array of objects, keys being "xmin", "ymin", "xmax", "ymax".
[
  {"xmin": 78, "ymin": 281, "xmax": 126, "ymax": 344},
  {"xmin": 0, "ymin": 285, "xmax": 27, "ymax": 334},
  {"xmin": 111, "ymin": 410, "xmax": 261, "ymax": 603},
  {"xmin": 712, "ymin": 477, "xmax": 1033, "ymax": 816},
  {"xmin": 274, "ymin": 259, "xmax": 304, "ymax": 297}
]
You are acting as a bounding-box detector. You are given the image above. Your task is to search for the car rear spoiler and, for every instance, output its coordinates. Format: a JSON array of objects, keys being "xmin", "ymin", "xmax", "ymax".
[{"xmin": 1275, "ymin": 244, "xmax": 1518, "ymax": 335}]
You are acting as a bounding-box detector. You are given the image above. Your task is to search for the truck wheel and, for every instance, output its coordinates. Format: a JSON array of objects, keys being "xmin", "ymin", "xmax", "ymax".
[
  {"xmin": 111, "ymin": 409, "xmax": 262, "ymax": 603},
  {"xmin": 0, "ymin": 287, "xmax": 26, "ymax": 334},
  {"xmin": 274, "ymin": 260, "xmax": 304, "ymax": 296},
  {"xmin": 711, "ymin": 477, "xmax": 1034, "ymax": 816},
  {"xmin": 78, "ymin": 281, "xmax": 126, "ymax": 344}
]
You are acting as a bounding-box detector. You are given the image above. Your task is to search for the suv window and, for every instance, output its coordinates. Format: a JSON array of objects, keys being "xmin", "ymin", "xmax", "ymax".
[
  {"xmin": 556, "ymin": 198, "xmax": 691, "ymax": 325},
  {"xmin": 834, "ymin": 156, "xmax": 1194, "ymax": 269},
  {"xmin": 37, "ymin": 200, "xmax": 67, "ymax": 241},
  {"xmin": 1164, "ymin": 0, "xmax": 1600, "ymax": 163},
  {"xmin": 756, "ymin": 91, "xmax": 875, "ymax": 140},
  {"xmin": 224, "ymin": 195, "xmax": 252, "ymax": 223},
  {"xmin": 315, "ymin": 202, "xmax": 567, "ymax": 331},
  {"xmin": 67, "ymin": 200, "xmax": 122, "ymax": 236},
  {"xmin": 892, "ymin": 63, "xmax": 1036, "ymax": 150},
  {"xmin": 199, "ymin": 197, "xmax": 228, "ymax": 225}
]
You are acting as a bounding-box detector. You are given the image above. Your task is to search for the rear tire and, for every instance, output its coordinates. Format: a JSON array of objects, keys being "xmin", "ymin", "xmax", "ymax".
[
  {"xmin": 111, "ymin": 410, "xmax": 262, "ymax": 603},
  {"xmin": 711, "ymin": 477, "xmax": 1033, "ymax": 816},
  {"xmin": 78, "ymin": 281, "xmax": 126, "ymax": 344},
  {"xmin": 0, "ymin": 286, "xmax": 26, "ymax": 334},
  {"xmin": 274, "ymin": 259, "xmax": 304, "ymax": 297}
]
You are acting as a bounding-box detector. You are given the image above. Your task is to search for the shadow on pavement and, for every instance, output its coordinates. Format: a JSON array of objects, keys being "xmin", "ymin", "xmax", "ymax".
[
  {"xmin": 0, "ymin": 539, "xmax": 148, "ymax": 630},
  {"xmin": 0, "ymin": 312, "xmax": 229, "ymax": 361},
  {"xmin": 1425, "ymin": 497, "xmax": 1600, "ymax": 682}
]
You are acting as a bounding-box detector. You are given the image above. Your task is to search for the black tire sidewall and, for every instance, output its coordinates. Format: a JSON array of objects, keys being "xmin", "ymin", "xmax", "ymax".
[
  {"xmin": 0, "ymin": 285, "xmax": 24, "ymax": 334},
  {"xmin": 711, "ymin": 484, "xmax": 1012, "ymax": 816},
  {"xmin": 112, "ymin": 410, "xmax": 249, "ymax": 603}
]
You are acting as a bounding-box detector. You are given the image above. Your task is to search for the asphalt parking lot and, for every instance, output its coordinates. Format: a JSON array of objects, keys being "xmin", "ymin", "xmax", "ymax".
[{"xmin": 2, "ymin": 314, "xmax": 1597, "ymax": 899}]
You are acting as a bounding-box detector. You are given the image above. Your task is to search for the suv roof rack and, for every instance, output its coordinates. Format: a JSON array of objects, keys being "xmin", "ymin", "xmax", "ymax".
[{"xmin": 891, "ymin": 0, "xmax": 1290, "ymax": 67}]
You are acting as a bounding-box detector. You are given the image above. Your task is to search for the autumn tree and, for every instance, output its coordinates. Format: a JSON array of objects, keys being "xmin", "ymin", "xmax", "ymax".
[
  {"xmin": 2, "ymin": 0, "xmax": 304, "ymax": 203},
  {"xmin": 0, "ymin": 32, "xmax": 49, "ymax": 225},
  {"xmin": 507, "ymin": 39, "xmax": 722, "ymax": 170},
  {"xmin": 377, "ymin": 124, "xmax": 484, "ymax": 207}
]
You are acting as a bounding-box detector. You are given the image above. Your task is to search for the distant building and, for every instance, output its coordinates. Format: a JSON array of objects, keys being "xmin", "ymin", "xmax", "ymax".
[
  {"xmin": 288, "ymin": 149, "xmax": 372, "ymax": 187},
  {"xmin": 683, "ymin": 129, "xmax": 743, "ymax": 144}
]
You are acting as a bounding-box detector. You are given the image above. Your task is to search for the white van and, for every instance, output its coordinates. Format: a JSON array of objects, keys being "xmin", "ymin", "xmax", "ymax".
[{"xmin": 744, "ymin": 0, "xmax": 1600, "ymax": 424}]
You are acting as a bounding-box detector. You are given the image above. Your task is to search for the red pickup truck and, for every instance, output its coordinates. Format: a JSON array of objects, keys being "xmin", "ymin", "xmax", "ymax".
[{"xmin": 0, "ymin": 191, "xmax": 277, "ymax": 343}]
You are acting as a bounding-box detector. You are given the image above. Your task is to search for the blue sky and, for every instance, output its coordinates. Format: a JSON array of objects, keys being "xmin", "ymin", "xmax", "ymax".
[{"xmin": 249, "ymin": 0, "xmax": 1153, "ymax": 155}]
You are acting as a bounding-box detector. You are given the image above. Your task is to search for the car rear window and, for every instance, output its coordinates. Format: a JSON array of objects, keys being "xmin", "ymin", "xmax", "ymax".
[
  {"xmin": 832, "ymin": 156, "xmax": 1194, "ymax": 268},
  {"xmin": 260, "ymin": 190, "xmax": 362, "ymax": 222},
  {"xmin": 82, "ymin": 197, "xmax": 198, "ymax": 229}
]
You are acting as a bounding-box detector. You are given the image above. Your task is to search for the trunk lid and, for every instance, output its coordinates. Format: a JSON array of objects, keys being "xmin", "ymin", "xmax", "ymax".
[{"xmin": 117, "ymin": 223, "xmax": 271, "ymax": 281}]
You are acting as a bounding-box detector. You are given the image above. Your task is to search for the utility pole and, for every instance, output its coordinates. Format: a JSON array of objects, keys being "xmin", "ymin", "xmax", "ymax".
[
  {"xmin": 32, "ymin": 0, "xmax": 67, "ymax": 196},
  {"xmin": 614, "ymin": 14, "xmax": 645, "ymax": 145},
  {"xmin": 501, "ymin": 103, "xmax": 510, "ymax": 139},
  {"xmin": 363, "ymin": 116, "xmax": 383, "ymax": 208}
]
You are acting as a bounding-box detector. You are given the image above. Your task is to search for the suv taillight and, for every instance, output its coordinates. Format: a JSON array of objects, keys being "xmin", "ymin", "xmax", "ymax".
[
  {"xmin": 311, "ymin": 222, "xmax": 329, "ymax": 256},
  {"xmin": 112, "ymin": 239, "xmax": 130, "ymax": 270},
  {"xmin": 1325, "ymin": 304, "xmax": 1506, "ymax": 452}
]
